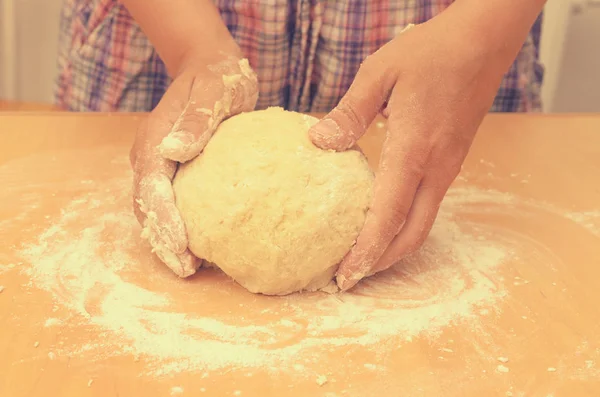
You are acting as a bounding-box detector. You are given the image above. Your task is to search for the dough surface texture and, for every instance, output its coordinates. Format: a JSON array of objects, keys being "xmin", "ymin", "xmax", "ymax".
[{"xmin": 173, "ymin": 107, "xmax": 374, "ymax": 295}]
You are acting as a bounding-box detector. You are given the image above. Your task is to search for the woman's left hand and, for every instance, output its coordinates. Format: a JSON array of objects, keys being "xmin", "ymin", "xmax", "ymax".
[{"xmin": 309, "ymin": 18, "xmax": 507, "ymax": 291}]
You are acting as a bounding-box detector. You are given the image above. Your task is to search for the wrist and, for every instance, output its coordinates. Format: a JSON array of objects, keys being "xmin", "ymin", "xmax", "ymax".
[
  {"xmin": 173, "ymin": 37, "xmax": 243, "ymax": 78},
  {"xmin": 120, "ymin": 0, "xmax": 242, "ymax": 77}
]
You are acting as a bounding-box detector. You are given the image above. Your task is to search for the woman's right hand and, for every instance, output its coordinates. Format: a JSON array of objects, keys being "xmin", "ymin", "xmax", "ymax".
[{"xmin": 130, "ymin": 53, "xmax": 259, "ymax": 277}]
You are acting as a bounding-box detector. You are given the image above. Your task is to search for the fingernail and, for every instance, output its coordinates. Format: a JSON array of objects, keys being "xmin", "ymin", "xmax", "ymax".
[
  {"xmin": 336, "ymin": 270, "xmax": 365, "ymax": 291},
  {"xmin": 310, "ymin": 118, "xmax": 350, "ymax": 150},
  {"xmin": 336, "ymin": 274, "xmax": 347, "ymax": 290}
]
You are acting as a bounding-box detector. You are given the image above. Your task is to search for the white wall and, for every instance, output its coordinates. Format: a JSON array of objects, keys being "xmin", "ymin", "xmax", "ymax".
[
  {"xmin": 538, "ymin": 0, "xmax": 572, "ymax": 112},
  {"xmin": 0, "ymin": 0, "xmax": 599, "ymax": 112},
  {"xmin": 0, "ymin": 0, "xmax": 62, "ymax": 103},
  {"xmin": 550, "ymin": 5, "xmax": 600, "ymax": 112}
]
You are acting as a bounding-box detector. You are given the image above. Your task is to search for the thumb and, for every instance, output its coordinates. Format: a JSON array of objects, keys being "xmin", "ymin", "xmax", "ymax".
[
  {"xmin": 160, "ymin": 60, "xmax": 258, "ymax": 163},
  {"xmin": 309, "ymin": 61, "xmax": 393, "ymax": 151}
]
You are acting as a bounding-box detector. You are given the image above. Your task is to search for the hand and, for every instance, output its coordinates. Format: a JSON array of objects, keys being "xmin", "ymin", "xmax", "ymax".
[
  {"xmin": 130, "ymin": 53, "xmax": 258, "ymax": 277},
  {"xmin": 309, "ymin": 20, "xmax": 507, "ymax": 291}
]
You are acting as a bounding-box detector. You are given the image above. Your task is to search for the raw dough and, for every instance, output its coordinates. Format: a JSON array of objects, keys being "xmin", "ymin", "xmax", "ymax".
[{"xmin": 172, "ymin": 107, "xmax": 374, "ymax": 295}]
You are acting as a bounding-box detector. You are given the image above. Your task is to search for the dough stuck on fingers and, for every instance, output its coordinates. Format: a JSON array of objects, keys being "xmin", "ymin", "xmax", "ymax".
[{"xmin": 172, "ymin": 107, "xmax": 374, "ymax": 295}]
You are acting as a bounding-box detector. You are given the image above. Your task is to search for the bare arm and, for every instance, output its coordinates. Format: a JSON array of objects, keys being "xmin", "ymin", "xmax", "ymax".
[
  {"xmin": 446, "ymin": 0, "xmax": 546, "ymax": 73},
  {"xmin": 124, "ymin": 1, "xmax": 258, "ymax": 278},
  {"xmin": 119, "ymin": 0, "xmax": 241, "ymax": 76},
  {"xmin": 310, "ymin": 0, "xmax": 547, "ymax": 290}
]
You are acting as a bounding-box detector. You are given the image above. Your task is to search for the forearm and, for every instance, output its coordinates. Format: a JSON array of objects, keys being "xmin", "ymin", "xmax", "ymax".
[
  {"xmin": 119, "ymin": 0, "xmax": 240, "ymax": 76},
  {"xmin": 442, "ymin": 0, "xmax": 546, "ymax": 72}
]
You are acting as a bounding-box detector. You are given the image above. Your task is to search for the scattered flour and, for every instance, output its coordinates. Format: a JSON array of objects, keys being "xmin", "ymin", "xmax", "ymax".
[
  {"xmin": 5, "ymin": 152, "xmax": 599, "ymax": 381},
  {"xmin": 565, "ymin": 211, "xmax": 600, "ymax": 237},
  {"xmin": 14, "ymin": 174, "xmax": 517, "ymax": 376},
  {"xmin": 44, "ymin": 318, "xmax": 62, "ymax": 327},
  {"xmin": 316, "ymin": 375, "xmax": 328, "ymax": 386}
]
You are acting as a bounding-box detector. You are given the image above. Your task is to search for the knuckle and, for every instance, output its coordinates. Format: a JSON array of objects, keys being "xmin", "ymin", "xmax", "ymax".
[
  {"xmin": 432, "ymin": 152, "xmax": 464, "ymax": 184},
  {"xmin": 445, "ymin": 161, "xmax": 463, "ymax": 182},
  {"xmin": 181, "ymin": 105, "xmax": 209, "ymax": 127},
  {"xmin": 334, "ymin": 98, "xmax": 366, "ymax": 133},
  {"xmin": 357, "ymin": 55, "xmax": 379, "ymax": 77},
  {"xmin": 401, "ymin": 153, "xmax": 428, "ymax": 182},
  {"xmin": 357, "ymin": 55, "xmax": 395, "ymax": 100}
]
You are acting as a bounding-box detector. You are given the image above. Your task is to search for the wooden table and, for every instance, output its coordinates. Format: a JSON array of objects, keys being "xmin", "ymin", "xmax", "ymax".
[
  {"xmin": 1, "ymin": 112, "xmax": 599, "ymax": 397},
  {"xmin": 0, "ymin": 100, "xmax": 61, "ymax": 112}
]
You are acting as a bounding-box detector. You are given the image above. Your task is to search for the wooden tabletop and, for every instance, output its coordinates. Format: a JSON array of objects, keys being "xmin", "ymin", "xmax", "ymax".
[
  {"xmin": 1, "ymin": 112, "xmax": 599, "ymax": 397},
  {"xmin": 0, "ymin": 100, "xmax": 61, "ymax": 112}
]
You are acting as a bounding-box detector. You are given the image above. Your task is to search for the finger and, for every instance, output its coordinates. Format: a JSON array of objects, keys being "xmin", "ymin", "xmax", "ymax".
[
  {"xmin": 136, "ymin": 172, "xmax": 188, "ymax": 254},
  {"xmin": 131, "ymin": 117, "xmax": 185, "ymax": 248},
  {"xmin": 336, "ymin": 121, "xmax": 428, "ymax": 291},
  {"xmin": 160, "ymin": 60, "xmax": 258, "ymax": 163},
  {"xmin": 142, "ymin": 223, "xmax": 201, "ymax": 277},
  {"xmin": 309, "ymin": 57, "xmax": 396, "ymax": 151},
  {"xmin": 369, "ymin": 178, "xmax": 445, "ymax": 275}
]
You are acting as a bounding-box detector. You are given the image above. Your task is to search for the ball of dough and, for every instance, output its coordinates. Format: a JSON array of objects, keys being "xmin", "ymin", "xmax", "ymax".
[{"xmin": 172, "ymin": 107, "xmax": 374, "ymax": 295}]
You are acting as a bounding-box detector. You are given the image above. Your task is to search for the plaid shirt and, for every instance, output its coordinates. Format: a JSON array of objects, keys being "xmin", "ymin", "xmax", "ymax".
[{"xmin": 55, "ymin": 0, "xmax": 544, "ymax": 113}]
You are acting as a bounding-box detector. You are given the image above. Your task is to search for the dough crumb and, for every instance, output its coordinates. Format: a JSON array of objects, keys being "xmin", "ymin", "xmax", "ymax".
[
  {"xmin": 44, "ymin": 318, "xmax": 62, "ymax": 327},
  {"xmin": 48, "ymin": 352, "xmax": 56, "ymax": 360},
  {"xmin": 87, "ymin": 379, "xmax": 93, "ymax": 387},
  {"xmin": 293, "ymin": 364, "xmax": 305, "ymax": 371},
  {"xmin": 195, "ymin": 108, "xmax": 212, "ymax": 116},
  {"xmin": 585, "ymin": 360, "xmax": 594, "ymax": 369},
  {"xmin": 0, "ymin": 286, "xmax": 4, "ymax": 293},
  {"xmin": 547, "ymin": 367, "xmax": 557, "ymax": 372},
  {"xmin": 316, "ymin": 375, "xmax": 328, "ymax": 386},
  {"xmin": 497, "ymin": 357, "xmax": 509, "ymax": 363},
  {"xmin": 496, "ymin": 365, "xmax": 509, "ymax": 373},
  {"xmin": 170, "ymin": 386, "xmax": 184, "ymax": 395},
  {"xmin": 233, "ymin": 391, "xmax": 242, "ymax": 396},
  {"xmin": 34, "ymin": 341, "xmax": 39, "ymax": 348},
  {"xmin": 363, "ymin": 363, "xmax": 376, "ymax": 370}
]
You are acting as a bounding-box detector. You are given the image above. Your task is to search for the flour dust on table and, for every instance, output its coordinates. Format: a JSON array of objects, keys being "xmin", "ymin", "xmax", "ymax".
[{"xmin": 2, "ymin": 147, "xmax": 598, "ymax": 381}]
